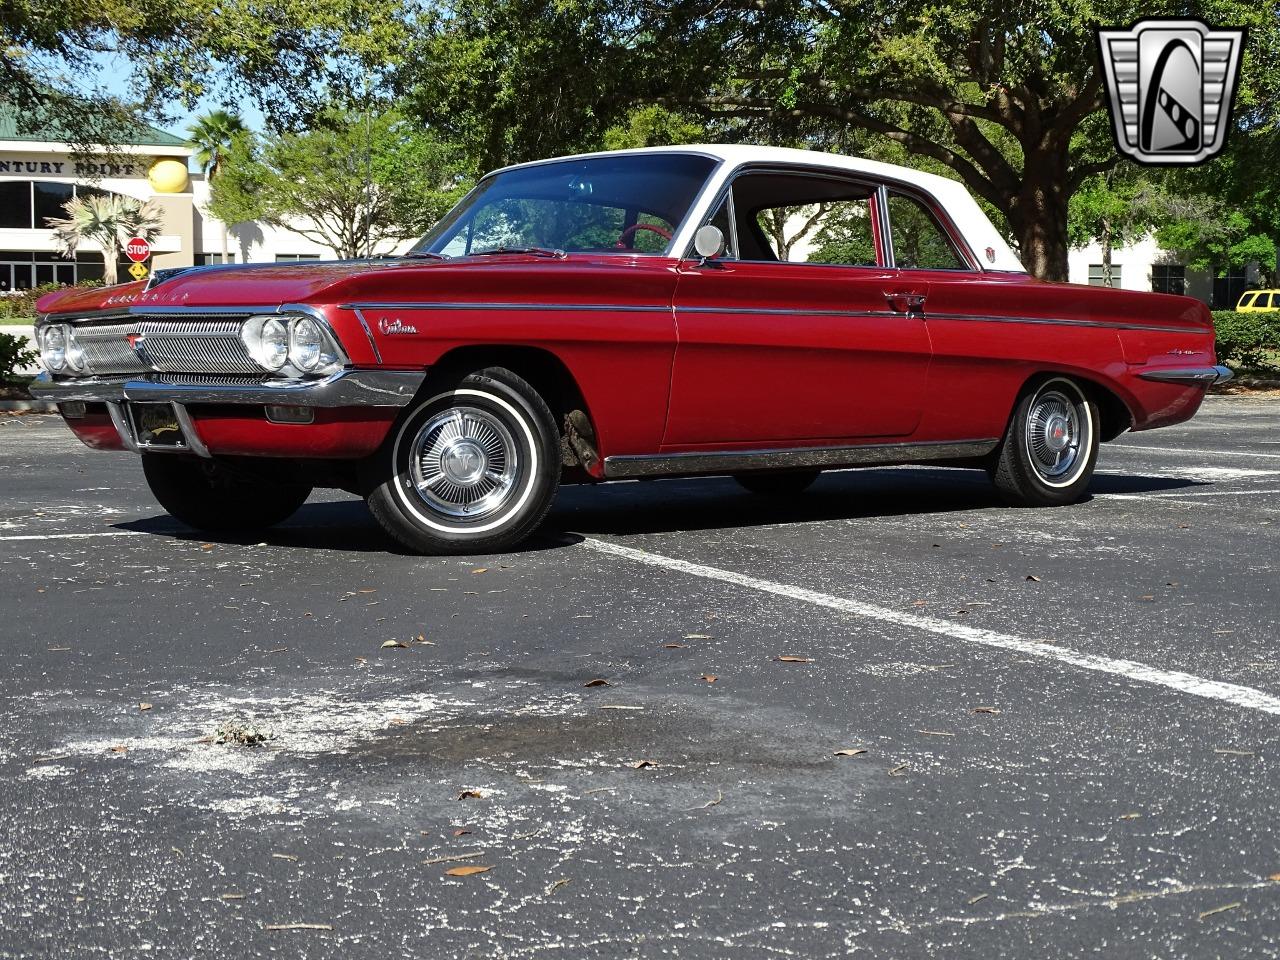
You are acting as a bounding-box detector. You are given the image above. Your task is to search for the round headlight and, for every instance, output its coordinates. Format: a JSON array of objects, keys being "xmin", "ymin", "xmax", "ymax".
[
  {"xmin": 64, "ymin": 327, "xmax": 88, "ymax": 373},
  {"xmin": 289, "ymin": 317, "xmax": 324, "ymax": 372},
  {"xmin": 241, "ymin": 316, "xmax": 289, "ymax": 372},
  {"xmin": 40, "ymin": 325, "xmax": 67, "ymax": 372}
]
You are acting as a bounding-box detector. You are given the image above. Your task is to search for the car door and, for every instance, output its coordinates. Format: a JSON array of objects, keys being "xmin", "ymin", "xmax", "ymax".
[{"xmin": 664, "ymin": 169, "xmax": 932, "ymax": 446}]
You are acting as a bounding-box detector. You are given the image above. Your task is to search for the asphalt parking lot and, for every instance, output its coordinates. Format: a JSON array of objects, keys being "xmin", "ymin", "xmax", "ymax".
[{"xmin": 1, "ymin": 395, "xmax": 1278, "ymax": 959}]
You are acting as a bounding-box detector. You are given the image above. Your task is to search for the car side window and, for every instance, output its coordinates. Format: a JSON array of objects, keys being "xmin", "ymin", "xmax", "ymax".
[
  {"xmin": 1263, "ymin": 293, "xmax": 1274, "ymax": 308},
  {"xmin": 886, "ymin": 193, "xmax": 967, "ymax": 270},
  {"xmin": 712, "ymin": 172, "xmax": 882, "ymax": 267},
  {"xmin": 753, "ymin": 198, "xmax": 877, "ymax": 266}
]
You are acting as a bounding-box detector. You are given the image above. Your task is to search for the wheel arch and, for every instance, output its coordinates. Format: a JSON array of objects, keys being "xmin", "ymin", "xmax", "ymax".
[
  {"xmin": 1012, "ymin": 370, "xmax": 1134, "ymax": 443},
  {"xmin": 420, "ymin": 345, "xmax": 601, "ymax": 474}
]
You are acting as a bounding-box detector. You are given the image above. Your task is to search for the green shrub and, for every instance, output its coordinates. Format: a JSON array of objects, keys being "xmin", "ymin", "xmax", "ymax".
[
  {"xmin": 0, "ymin": 280, "xmax": 103, "ymax": 322},
  {"xmin": 1211, "ymin": 310, "xmax": 1280, "ymax": 372},
  {"xmin": 0, "ymin": 332, "xmax": 38, "ymax": 383}
]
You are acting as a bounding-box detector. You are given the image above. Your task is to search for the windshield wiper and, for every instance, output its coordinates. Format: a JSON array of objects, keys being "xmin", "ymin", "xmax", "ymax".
[
  {"xmin": 397, "ymin": 250, "xmax": 450, "ymax": 261},
  {"xmin": 469, "ymin": 246, "xmax": 567, "ymax": 259}
]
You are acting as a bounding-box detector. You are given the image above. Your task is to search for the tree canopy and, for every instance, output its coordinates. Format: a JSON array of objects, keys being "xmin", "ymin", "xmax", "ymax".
[{"xmin": 209, "ymin": 108, "xmax": 470, "ymax": 259}]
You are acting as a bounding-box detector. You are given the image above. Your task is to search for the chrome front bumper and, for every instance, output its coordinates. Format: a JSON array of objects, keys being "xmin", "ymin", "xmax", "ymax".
[
  {"xmin": 30, "ymin": 369, "xmax": 426, "ymax": 407},
  {"xmin": 1136, "ymin": 365, "xmax": 1234, "ymax": 385}
]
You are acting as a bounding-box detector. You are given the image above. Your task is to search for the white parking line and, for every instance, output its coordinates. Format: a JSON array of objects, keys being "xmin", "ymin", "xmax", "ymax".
[
  {"xmin": 581, "ymin": 537, "xmax": 1280, "ymax": 717},
  {"xmin": 1110, "ymin": 443, "xmax": 1280, "ymax": 460},
  {"xmin": 0, "ymin": 531, "xmax": 146, "ymax": 542},
  {"xmin": 1100, "ymin": 488, "xmax": 1280, "ymax": 501}
]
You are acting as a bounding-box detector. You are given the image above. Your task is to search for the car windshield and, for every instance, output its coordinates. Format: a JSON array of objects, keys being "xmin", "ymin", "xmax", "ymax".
[{"xmin": 412, "ymin": 153, "xmax": 717, "ymax": 257}]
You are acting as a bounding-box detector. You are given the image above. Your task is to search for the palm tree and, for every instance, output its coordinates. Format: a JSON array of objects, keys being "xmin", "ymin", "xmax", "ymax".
[
  {"xmin": 47, "ymin": 194, "xmax": 165, "ymax": 286},
  {"xmin": 187, "ymin": 110, "xmax": 247, "ymax": 265}
]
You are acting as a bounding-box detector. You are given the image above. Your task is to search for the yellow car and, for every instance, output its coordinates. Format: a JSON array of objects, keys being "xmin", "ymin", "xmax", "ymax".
[{"xmin": 1236, "ymin": 289, "xmax": 1280, "ymax": 311}]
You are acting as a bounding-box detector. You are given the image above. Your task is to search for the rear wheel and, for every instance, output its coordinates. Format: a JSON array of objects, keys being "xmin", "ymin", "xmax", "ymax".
[
  {"xmin": 990, "ymin": 377, "xmax": 1099, "ymax": 506},
  {"xmin": 364, "ymin": 367, "xmax": 560, "ymax": 554},
  {"xmin": 141, "ymin": 455, "xmax": 312, "ymax": 532},
  {"xmin": 734, "ymin": 470, "xmax": 821, "ymax": 496}
]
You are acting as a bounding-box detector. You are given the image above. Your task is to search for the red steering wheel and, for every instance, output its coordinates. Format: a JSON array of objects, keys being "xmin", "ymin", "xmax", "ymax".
[{"xmin": 615, "ymin": 222, "xmax": 673, "ymax": 249}]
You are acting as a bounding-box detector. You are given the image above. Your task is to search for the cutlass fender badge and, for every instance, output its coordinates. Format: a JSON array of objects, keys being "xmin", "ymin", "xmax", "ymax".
[{"xmin": 378, "ymin": 317, "xmax": 418, "ymax": 335}]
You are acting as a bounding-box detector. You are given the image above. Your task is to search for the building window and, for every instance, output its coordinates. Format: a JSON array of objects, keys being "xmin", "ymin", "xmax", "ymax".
[
  {"xmin": 274, "ymin": 253, "xmax": 322, "ymax": 261},
  {"xmin": 1212, "ymin": 266, "xmax": 1250, "ymax": 310},
  {"xmin": 1088, "ymin": 264, "xmax": 1122, "ymax": 287},
  {"xmin": 195, "ymin": 253, "xmax": 235, "ymax": 265},
  {"xmin": 0, "ymin": 182, "xmax": 31, "ymax": 229},
  {"xmin": 0, "ymin": 180, "xmax": 131, "ymax": 230},
  {"xmin": 0, "ymin": 251, "xmax": 118, "ymax": 292},
  {"xmin": 1152, "ymin": 264, "xmax": 1186, "ymax": 296}
]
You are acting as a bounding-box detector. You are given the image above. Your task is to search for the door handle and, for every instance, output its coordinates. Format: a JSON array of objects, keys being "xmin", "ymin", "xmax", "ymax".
[{"xmin": 885, "ymin": 292, "xmax": 927, "ymax": 314}]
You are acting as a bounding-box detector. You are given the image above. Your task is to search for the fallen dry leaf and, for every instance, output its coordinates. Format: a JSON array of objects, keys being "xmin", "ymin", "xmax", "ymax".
[
  {"xmin": 1118, "ymin": 813, "xmax": 1142, "ymax": 820},
  {"xmin": 663, "ymin": 643, "xmax": 688, "ymax": 649},
  {"xmin": 201, "ymin": 543, "xmax": 214, "ymax": 551},
  {"xmin": 834, "ymin": 748, "xmax": 868, "ymax": 757},
  {"xmin": 47, "ymin": 646, "xmax": 71, "ymax": 652},
  {"xmin": 699, "ymin": 675, "xmax": 718, "ymax": 684},
  {"xmin": 1198, "ymin": 902, "xmax": 1241, "ymax": 921},
  {"xmin": 445, "ymin": 865, "xmax": 492, "ymax": 877},
  {"xmin": 967, "ymin": 893, "xmax": 988, "ymax": 905},
  {"xmin": 912, "ymin": 600, "xmax": 928, "ymax": 607},
  {"xmin": 888, "ymin": 763, "xmax": 909, "ymax": 777},
  {"xmin": 453, "ymin": 828, "xmax": 472, "ymax": 837},
  {"xmin": 414, "ymin": 634, "xmax": 435, "ymax": 645},
  {"xmin": 630, "ymin": 759, "xmax": 658, "ymax": 769},
  {"xmin": 774, "ymin": 655, "xmax": 813, "ymax": 664},
  {"xmin": 381, "ymin": 640, "xmax": 408, "ymax": 649},
  {"xmin": 423, "ymin": 850, "xmax": 485, "ymax": 865},
  {"xmin": 1267, "ymin": 873, "xmax": 1280, "ymax": 882},
  {"xmin": 545, "ymin": 878, "xmax": 571, "ymax": 895},
  {"xmin": 354, "ymin": 656, "xmax": 367, "ymax": 664},
  {"xmin": 457, "ymin": 789, "xmax": 485, "ymax": 800},
  {"xmin": 917, "ymin": 729, "xmax": 955, "ymax": 737},
  {"xmin": 684, "ymin": 633, "xmax": 713, "ymax": 640},
  {"xmin": 973, "ymin": 706, "xmax": 1001, "ymax": 715},
  {"xmin": 1214, "ymin": 748, "xmax": 1255, "ymax": 757},
  {"xmin": 1025, "ymin": 575, "xmax": 1041, "ymax": 582},
  {"xmin": 220, "ymin": 893, "xmax": 245, "ymax": 900},
  {"xmin": 272, "ymin": 853, "xmax": 299, "ymax": 862},
  {"xmin": 107, "ymin": 745, "xmax": 127, "ymax": 754},
  {"xmin": 138, "ymin": 703, "xmax": 153, "ymax": 712},
  {"xmin": 264, "ymin": 923, "xmax": 333, "ymax": 931},
  {"xmin": 471, "ymin": 568, "xmax": 488, "ymax": 574},
  {"xmin": 582, "ymin": 678, "xmax": 612, "ymax": 688}
]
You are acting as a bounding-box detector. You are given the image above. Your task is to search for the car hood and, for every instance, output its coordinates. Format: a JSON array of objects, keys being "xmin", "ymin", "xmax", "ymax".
[{"xmin": 34, "ymin": 260, "xmax": 413, "ymax": 316}]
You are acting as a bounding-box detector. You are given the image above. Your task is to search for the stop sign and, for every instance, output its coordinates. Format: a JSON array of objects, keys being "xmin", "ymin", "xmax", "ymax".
[{"xmin": 125, "ymin": 237, "xmax": 151, "ymax": 263}]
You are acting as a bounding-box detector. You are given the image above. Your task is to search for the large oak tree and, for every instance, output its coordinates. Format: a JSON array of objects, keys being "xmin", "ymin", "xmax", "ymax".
[{"xmin": 406, "ymin": 0, "xmax": 1278, "ymax": 280}]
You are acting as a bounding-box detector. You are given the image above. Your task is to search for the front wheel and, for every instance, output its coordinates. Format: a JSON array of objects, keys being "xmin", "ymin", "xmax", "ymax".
[
  {"xmin": 364, "ymin": 367, "xmax": 561, "ymax": 554},
  {"xmin": 142, "ymin": 455, "xmax": 312, "ymax": 532},
  {"xmin": 990, "ymin": 377, "xmax": 1099, "ymax": 506}
]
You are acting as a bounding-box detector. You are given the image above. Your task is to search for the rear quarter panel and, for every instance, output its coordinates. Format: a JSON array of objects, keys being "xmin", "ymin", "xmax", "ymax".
[{"xmin": 917, "ymin": 272, "xmax": 1216, "ymax": 438}]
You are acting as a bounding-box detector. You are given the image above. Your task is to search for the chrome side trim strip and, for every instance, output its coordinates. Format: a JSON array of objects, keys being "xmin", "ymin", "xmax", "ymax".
[
  {"xmin": 602, "ymin": 438, "xmax": 1000, "ymax": 479},
  {"xmin": 336, "ymin": 300, "xmax": 1195, "ymax": 334},
  {"xmin": 340, "ymin": 301, "xmax": 672, "ymax": 313},
  {"xmin": 1136, "ymin": 365, "xmax": 1233, "ymax": 385},
  {"xmin": 351, "ymin": 306, "xmax": 383, "ymax": 363},
  {"xmin": 30, "ymin": 370, "xmax": 426, "ymax": 407}
]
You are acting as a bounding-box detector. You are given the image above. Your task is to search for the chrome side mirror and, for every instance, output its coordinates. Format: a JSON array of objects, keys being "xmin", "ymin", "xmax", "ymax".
[{"xmin": 693, "ymin": 224, "xmax": 727, "ymax": 260}]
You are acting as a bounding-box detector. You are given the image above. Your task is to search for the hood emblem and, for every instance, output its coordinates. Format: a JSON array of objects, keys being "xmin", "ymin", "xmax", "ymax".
[{"xmin": 378, "ymin": 317, "xmax": 419, "ymax": 335}]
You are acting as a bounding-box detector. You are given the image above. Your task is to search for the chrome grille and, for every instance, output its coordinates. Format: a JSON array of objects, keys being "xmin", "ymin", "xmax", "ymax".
[{"xmin": 74, "ymin": 314, "xmax": 259, "ymax": 376}]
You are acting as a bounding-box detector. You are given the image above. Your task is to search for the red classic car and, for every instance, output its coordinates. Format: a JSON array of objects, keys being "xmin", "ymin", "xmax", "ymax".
[{"xmin": 32, "ymin": 146, "xmax": 1229, "ymax": 554}]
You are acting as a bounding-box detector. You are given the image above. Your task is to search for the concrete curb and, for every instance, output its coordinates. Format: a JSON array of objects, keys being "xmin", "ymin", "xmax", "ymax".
[{"xmin": 0, "ymin": 400, "xmax": 56, "ymax": 413}]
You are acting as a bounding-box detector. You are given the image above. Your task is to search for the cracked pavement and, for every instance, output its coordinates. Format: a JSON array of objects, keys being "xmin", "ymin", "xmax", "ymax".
[{"xmin": 1, "ymin": 395, "xmax": 1278, "ymax": 958}]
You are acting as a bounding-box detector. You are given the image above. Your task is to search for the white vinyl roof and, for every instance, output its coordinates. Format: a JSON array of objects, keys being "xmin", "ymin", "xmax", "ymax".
[{"xmin": 495, "ymin": 144, "xmax": 1026, "ymax": 273}]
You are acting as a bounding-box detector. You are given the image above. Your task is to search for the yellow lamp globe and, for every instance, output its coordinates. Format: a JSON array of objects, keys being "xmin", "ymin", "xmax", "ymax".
[{"xmin": 148, "ymin": 159, "xmax": 189, "ymax": 194}]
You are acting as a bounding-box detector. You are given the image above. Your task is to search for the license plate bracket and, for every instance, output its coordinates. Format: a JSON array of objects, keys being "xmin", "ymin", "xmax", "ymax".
[{"xmin": 127, "ymin": 402, "xmax": 186, "ymax": 449}]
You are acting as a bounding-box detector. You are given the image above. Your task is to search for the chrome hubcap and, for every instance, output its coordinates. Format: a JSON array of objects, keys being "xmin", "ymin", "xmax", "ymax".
[
  {"xmin": 1026, "ymin": 389, "xmax": 1082, "ymax": 481},
  {"xmin": 409, "ymin": 406, "xmax": 520, "ymax": 519}
]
